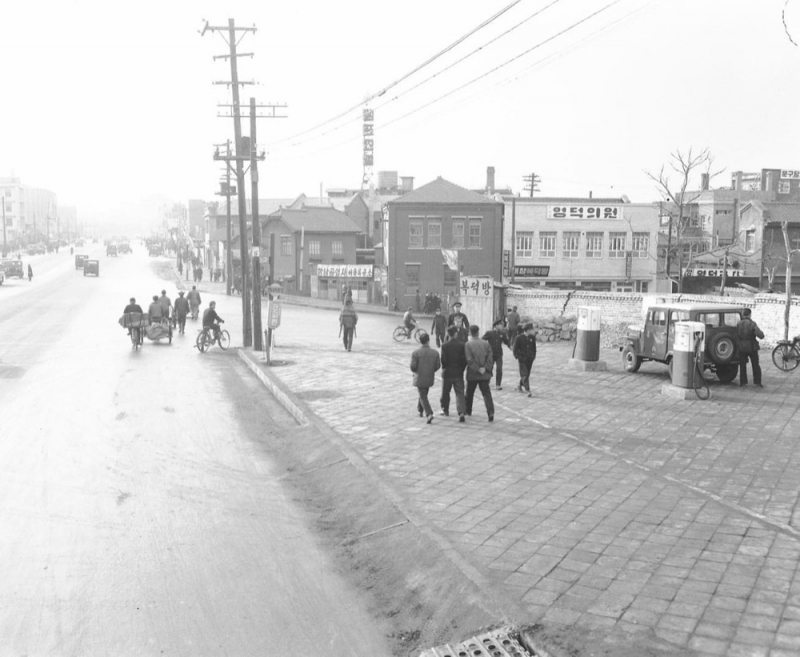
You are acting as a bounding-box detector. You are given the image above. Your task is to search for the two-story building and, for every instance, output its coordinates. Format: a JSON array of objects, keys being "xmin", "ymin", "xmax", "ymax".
[
  {"xmin": 385, "ymin": 177, "xmax": 503, "ymax": 307},
  {"xmin": 739, "ymin": 200, "xmax": 800, "ymax": 291},
  {"xmin": 498, "ymin": 196, "xmax": 659, "ymax": 292}
]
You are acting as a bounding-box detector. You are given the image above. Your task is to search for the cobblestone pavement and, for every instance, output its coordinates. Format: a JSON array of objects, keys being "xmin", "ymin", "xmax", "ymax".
[{"xmin": 189, "ymin": 278, "xmax": 800, "ymax": 656}]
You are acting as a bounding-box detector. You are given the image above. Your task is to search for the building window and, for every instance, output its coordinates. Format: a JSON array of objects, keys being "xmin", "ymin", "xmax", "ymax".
[
  {"xmin": 409, "ymin": 218, "xmax": 423, "ymax": 249},
  {"xmin": 539, "ymin": 231, "xmax": 556, "ymax": 258},
  {"xmin": 468, "ymin": 219, "xmax": 481, "ymax": 248},
  {"xmin": 452, "ymin": 219, "xmax": 465, "ymax": 249},
  {"xmin": 779, "ymin": 181, "xmax": 791, "ymax": 194},
  {"xmin": 632, "ymin": 232, "xmax": 649, "ymax": 258},
  {"xmin": 586, "ymin": 232, "xmax": 603, "ymax": 258},
  {"xmin": 280, "ymin": 235, "xmax": 292, "ymax": 256},
  {"xmin": 745, "ymin": 229, "xmax": 756, "ymax": 253},
  {"xmin": 444, "ymin": 264, "xmax": 458, "ymax": 286},
  {"xmin": 562, "ymin": 231, "xmax": 580, "ymax": 258},
  {"xmin": 715, "ymin": 209, "xmax": 732, "ymax": 215},
  {"xmin": 609, "ymin": 232, "xmax": 626, "ymax": 258},
  {"xmin": 332, "ymin": 240, "xmax": 343, "ymax": 256},
  {"xmin": 427, "ymin": 219, "xmax": 441, "ymax": 248},
  {"xmin": 515, "ymin": 231, "xmax": 533, "ymax": 258},
  {"xmin": 405, "ymin": 264, "xmax": 420, "ymax": 295},
  {"xmin": 309, "ymin": 240, "xmax": 320, "ymax": 256}
]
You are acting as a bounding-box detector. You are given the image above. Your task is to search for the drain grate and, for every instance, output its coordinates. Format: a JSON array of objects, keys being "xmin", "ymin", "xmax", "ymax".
[{"xmin": 419, "ymin": 628, "xmax": 535, "ymax": 657}]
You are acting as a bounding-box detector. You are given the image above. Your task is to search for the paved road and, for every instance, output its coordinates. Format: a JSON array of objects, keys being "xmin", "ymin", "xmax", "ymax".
[
  {"xmin": 234, "ymin": 292, "xmax": 800, "ymax": 657},
  {"xmin": 0, "ymin": 247, "xmax": 392, "ymax": 656}
]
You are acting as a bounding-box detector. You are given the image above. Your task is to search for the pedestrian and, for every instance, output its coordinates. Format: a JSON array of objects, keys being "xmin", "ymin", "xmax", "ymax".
[
  {"xmin": 431, "ymin": 308, "xmax": 447, "ymax": 347},
  {"xmin": 187, "ymin": 285, "xmax": 202, "ymax": 320},
  {"xmin": 449, "ymin": 315, "xmax": 469, "ymax": 343},
  {"xmin": 392, "ymin": 297, "xmax": 400, "ymax": 312},
  {"xmin": 197, "ymin": 267, "xmax": 203, "ymax": 282},
  {"xmin": 27, "ymin": 264, "xmax": 33, "ymax": 281},
  {"xmin": 339, "ymin": 298, "xmax": 358, "ymax": 351},
  {"xmin": 447, "ymin": 301, "xmax": 469, "ymax": 330},
  {"xmin": 737, "ymin": 307, "xmax": 765, "ymax": 387},
  {"xmin": 158, "ymin": 289, "xmax": 173, "ymax": 326},
  {"xmin": 148, "ymin": 295, "xmax": 165, "ymax": 322},
  {"xmin": 465, "ymin": 324, "xmax": 495, "ymax": 421},
  {"xmin": 174, "ymin": 291, "xmax": 190, "ymax": 334},
  {"xmin": 482, "ymin": 318, "xmax": 511, "ymax": 391},
  {"xmin": 440, "ymin": 325, "xmax": 467, "ymax": 422},
  {"xmin": 410, "ymin": 332, "xmax": 441, "ymax": 424},
  {"xmin": 506, "ymin": 306, "xmax": 521, "ymax": 346},
  {"xmin": 513, "ymin": 322, "xmax": 537, "ymax": 397},
  {"xmin": 415, "ymin": 288, "xmax": 421, "ymax": 313}
]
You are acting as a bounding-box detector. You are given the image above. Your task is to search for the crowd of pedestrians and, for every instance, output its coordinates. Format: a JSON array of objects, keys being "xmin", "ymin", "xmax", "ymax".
[{"xmin": 409, "ymin": 302, "xmax": 536, "ymax": 425}]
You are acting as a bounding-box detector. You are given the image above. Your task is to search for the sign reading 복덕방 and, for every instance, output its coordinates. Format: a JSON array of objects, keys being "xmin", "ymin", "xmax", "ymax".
[
  {"xmin": 460, "ymin": 276, "xmax": 494, "ymax": 297},
  {"xmin": 547, "ymin": 205, "xmax": 621, "ymax": 220},
  {"xmin": 513, "ymin": 265, "xmax": 550, "ymax": 277},
  {"xmin": 315, "ymin": 264, "xmax": 373, "ymax": 278}
]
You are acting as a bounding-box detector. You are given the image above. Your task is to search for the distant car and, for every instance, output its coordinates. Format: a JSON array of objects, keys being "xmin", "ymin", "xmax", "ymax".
[
  {"xmin": 75, "ymin": 254, "xmax": 88, "ymax": 269},
  {"xmin": 107, "ymin": 244, "xmax": 118, "ymax": 257},
  {"xmin": 148, "ymin": 244, "xmax": 163, "ymax": 257},
  {"xmin": 2, "ymin": 259, "xmax": 24, "ymax": 278},
  {"xmin": 75, "ymin": 239, "xmax": 85, "ymax": 247},
  {"xmin": 118, "ymin": 243, "xmax": 132, "ymax": 254},
  {"xmin": 620, "ymin": 303, "xmax": 747, "ymax": 383},
  {"xmin": 83, "ymin": 259, "xmax": 100, "ymax": 277},
  {"xmin": 27, "ymin": 244, "xmax": 45, "ymax": 255}
]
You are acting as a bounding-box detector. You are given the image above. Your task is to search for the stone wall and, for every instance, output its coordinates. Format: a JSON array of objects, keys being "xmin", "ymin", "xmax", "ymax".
[{"xmin": 505, "ymin": 289, "xmax": 800, "ymax": 347}]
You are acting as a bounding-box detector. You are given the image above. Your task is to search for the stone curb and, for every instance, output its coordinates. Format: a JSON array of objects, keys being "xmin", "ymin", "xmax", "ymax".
[{"xmin": 236, "ymin": 349, "xmax": 308, "ymax": 426}]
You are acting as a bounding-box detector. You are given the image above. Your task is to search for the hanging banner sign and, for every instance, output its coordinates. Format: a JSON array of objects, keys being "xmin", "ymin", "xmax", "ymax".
[
  {"xmin": 513, "ymin": 265, "xmax": 550, "ymax": 277},
  {"xmin": 315, "ymin": 264, "xmax": 373, "ymax": 278}
]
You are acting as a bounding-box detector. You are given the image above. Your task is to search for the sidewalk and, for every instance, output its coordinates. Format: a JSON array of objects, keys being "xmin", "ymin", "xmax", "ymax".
[{"xmin": 233, "ymin": 296, "xmax": 800, "ymax": 655}]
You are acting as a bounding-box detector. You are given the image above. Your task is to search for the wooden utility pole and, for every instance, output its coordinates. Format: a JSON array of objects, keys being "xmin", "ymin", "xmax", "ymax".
[
  {"xmin": 202, "ymin": 18, "xmax": 256, "ymax": 346},
  {"xmin": 214, "ymin": 140, "xmax": 235, "ymax": 296},
  {"xmin": 2, "ymin": 201, "xmax": 7, "ymax": 257},
  {"xmin": 522, "ymin": 173, "xmax": 541, "ymax": 197},
  {"xmin": 250, "ymin": 97, "xmax": 263, "ymax": 350}
]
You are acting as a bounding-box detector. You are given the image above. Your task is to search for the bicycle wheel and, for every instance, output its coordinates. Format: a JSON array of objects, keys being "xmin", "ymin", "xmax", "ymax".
[
  {"xmin": 393, "ymin": 326, "xmax": 407, "ymax": 342},
  {"xmin": 414, "ymin": 328, "xmax": 428, "ymax": 343},
  {"xmin": 218, "ymin": 330, "xmax": 230, "ymax": 350},
  {"xmin": 130, "ymin": 328, "xmax": 140, "ymax": 350},
  {"xmin": 772, "ymin": 344, "xmax": 800, "ymax": 372},
  {"xmin": 196, "ymin": 330, "xmax": 208, "ymax": 353}
]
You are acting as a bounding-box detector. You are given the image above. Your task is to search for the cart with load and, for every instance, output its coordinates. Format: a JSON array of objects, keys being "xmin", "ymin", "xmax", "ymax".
[{"xmin": 118, "ymin": 312, "xmax": 172, "ymax": 348}]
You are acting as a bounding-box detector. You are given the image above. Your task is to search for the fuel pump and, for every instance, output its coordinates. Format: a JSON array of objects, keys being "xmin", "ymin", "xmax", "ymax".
[{"xmin": 672, "ymin": 321, "xmax": 710, "ymax": 399}]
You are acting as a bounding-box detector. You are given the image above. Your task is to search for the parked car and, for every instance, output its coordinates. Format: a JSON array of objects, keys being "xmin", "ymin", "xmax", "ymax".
[
  {"xmin": 2, "ymin": 259, "xmax": 24, "ymax": 278},
  {"xmin": 620, "ymin": 303, "xmax": 747, "ymax": 383},
  {"xmin": 26, "ymin": 243, "xmax": 45, "ymax": 255}
]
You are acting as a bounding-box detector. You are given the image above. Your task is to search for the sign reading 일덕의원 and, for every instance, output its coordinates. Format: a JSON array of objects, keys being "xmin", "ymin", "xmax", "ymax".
[{"xmin": 547, "ymin": 205, "xmax": 622, "ymax": 220}]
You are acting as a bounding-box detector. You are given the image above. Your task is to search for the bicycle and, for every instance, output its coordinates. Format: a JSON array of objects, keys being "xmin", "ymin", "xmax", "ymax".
[
  {"xmin": 196, "ymin": 326, "xmax": 230, "ymax": 352},
  {"xmin": 130, "ymin": 326, "xmax": 143, "ymax": 350},
  {"xmin": 771, "ymin": 335, "xmax": 800, "ymax": 372},
  {"xmin": 393, "ymin": 325, "xmax": 427, "ymax": 343}
]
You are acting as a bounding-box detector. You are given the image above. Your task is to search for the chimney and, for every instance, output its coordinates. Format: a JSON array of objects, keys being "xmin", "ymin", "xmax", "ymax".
[
  {"xmin": 589, "ymin": 191, "xmax": 593, "ymax": 199},
  {"xmin": 486, "ymin": 166, "xmax": 495, "ymax": 195},
  {"xmin": 400, "ymin": 176, "xmax": 414, "ymax": 192},
  {"xmin": 701, "ymin": 173, "xmax": 709, "ymax": 191},
  {"xmin": 733, "ymin": 171, "xmax": 743, "ymax": 190}
]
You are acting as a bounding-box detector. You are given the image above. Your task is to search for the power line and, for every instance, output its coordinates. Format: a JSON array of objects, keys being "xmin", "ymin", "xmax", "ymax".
[{"xmin": 268, "ymin": 0, "xmax": 525, "ymax": 146}]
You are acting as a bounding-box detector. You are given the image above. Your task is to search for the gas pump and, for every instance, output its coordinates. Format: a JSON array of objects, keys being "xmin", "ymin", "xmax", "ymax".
[{"xmin": 672, "ymin": 321, "xmax": 709, "ymax": 399}]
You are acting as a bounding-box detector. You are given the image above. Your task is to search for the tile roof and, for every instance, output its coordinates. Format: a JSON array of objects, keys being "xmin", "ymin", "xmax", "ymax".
[
  {"xmin": 497, "ymin": 195, "xmax": 628, "ymax": 204},
  {"xmin": 389, "ymin": 177, "xmax": 500, "ymax": 205},
  {"xmin": 268, "ymin": 206, "xmax": 362, "ymax": 233},
  {"xmin": 743, "ymin": 201, "xmax": 800, "ymax": 223}
]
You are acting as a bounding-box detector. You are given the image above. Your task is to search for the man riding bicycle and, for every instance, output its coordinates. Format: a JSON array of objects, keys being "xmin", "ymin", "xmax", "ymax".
[
  {"xmin": 403, "ymin": 307, "xmax": 417, "ymax": 338},
  {"xmin": 202, "ymin": 301, "xmax": 225, "ymax": 343},
  {"xmin": 123, "ymin": 297, "xmax": 144, "ymax": 340}
]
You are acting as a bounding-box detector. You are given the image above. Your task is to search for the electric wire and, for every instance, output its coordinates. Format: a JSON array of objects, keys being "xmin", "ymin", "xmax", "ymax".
[{"xmin": 268, "ymin": 0, "xmax": 525, "ymax": 146}]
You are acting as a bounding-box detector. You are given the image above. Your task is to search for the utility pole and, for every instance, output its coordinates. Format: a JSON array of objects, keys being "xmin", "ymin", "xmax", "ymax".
[
  {"xmin": 2, "ymin": 200, "xmax": 7, "ymax": 257},
  {"xmin": 202, "ymin": 18, "xmax": 257, "ymax": 347},
  {"xmin": 522, "ymin": 173, "xmax": 541, "ymax": 198},
  {"xmin": 214, "ymin": 140, "xmax": 235, "ymax": 296}
]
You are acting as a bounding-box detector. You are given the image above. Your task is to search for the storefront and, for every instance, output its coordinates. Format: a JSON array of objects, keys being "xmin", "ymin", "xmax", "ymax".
[{"xmin": 311, "ymin": 264, "xmax": 375, "ymax": 303}]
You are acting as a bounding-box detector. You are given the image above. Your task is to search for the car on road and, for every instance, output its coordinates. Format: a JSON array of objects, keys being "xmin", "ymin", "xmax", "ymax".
[
  {"xmin": 75, "ymin": 239, "xmax": 84, "ymax": 247},
  {"xmin": 2, "ymin": 259, "xmax": 24, "ymax": 278},
  {"xmin": 83, "ymin": 259, "xmax": 100, "ymax": 277},
  {"xmin": 620, "ymin": 302, "xmax": 747, "ymax": 383},
  {"xmin": 26, "ymin": 243, "xmax": 46, "ymax": 255},
  {"xmin": 107, "ymin": 244, "xmax": 118, "ymax": 256},
  {"xmin": 118, "ymin": 242, "xmax": 132, "ymax": 254},
  {"xmin": 75, "ymin": 254, "xmax": 88, "ymax": 269}
]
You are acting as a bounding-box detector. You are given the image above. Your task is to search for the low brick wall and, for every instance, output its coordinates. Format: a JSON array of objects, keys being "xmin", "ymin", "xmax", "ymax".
[{"xmin": 506, "ymin": 290, "xmax": 800, "ymax": 347}]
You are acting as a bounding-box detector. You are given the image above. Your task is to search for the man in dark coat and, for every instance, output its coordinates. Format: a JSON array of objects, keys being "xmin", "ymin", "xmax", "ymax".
[
  {"xmin": 174, "ymin": 291, "xmax": 190, "ymax": 334},
  {"xmin": 513, "ymin": 322, "xmax": 537, "ymax": 397},
  {"xmin": 465, "ymin": 324, "xmax": 495, "ymax": 421},
  {"xmin": 737, "ymin": 307, "xmax": 765, "ymax": 387},
  {"xmin": 339, "ymin": 299, "xmax": 358, "ymax": 351},
  {"xmin": 410, "ymin": 332, "xmax": 441, "ymax": 424},
  {"xmin": 440, "ymin": 325, "xmax": 467, "ymax": 421},
  {"xmin": 506, "ymin": 306, "xmax": 521, "ymax": 345},
  {"xmin": 482, "ymin": 319, "xmax": 510, "ymax": 390},
  {"xmin": 447, "ymin": 301, "xmax": 469, "ymax": 329},
  {"xmin": 430, "ymin": 308, "xmax": 448, "ymax": 347}
]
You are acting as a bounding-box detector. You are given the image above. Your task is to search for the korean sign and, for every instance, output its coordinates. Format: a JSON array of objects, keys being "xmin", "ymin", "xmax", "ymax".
[
  {"xmin": 683, "ymin": 268, "xmax": 743, "ymax": 277},
  {"xmin": 547, "ymin": 205, "xmax": 621, "ymax": 220},
  {"xmin": 315, "ymin": 264, "xmax": 373, "ymax": 278},
  {"xmin": 513, "ymin": 265, "xmax": 550, "ymax": 277},
  {"xmin": 460, "ymin": 276, "xmax": 494, "ymax": 297},
  {"xmin": 780, "ymin": 170, "xmax": 800, "ymax": 179}
]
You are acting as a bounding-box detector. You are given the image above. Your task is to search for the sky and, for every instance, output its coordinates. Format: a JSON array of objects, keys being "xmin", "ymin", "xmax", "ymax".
[{"xmin": 1, "ymin": 0, "xmax": 799, "ymax": 230}]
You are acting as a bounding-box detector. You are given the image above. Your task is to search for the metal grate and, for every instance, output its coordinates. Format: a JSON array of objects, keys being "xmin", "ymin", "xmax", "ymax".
[{"xmin": 419, "ymin": 628, "xmax": 535, "ymax": 657}]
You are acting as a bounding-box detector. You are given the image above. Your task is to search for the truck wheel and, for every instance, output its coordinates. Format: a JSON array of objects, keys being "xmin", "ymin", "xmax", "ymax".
[
  {"xmin": 621, "ymin": 345, "xmax": 642, "ymax": 373},
  {"xmin": 708, "ymin": 333, "xmax": 736, "ymax": 364},
  {"xmin": 716, "ymin": 363, "xmax": 738, "ymax": 383}
]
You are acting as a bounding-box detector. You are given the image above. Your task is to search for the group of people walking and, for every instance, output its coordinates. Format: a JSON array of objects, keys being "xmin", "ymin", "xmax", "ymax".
[{"xmin": 410, "ymin": 302, "xmax": 539, "ymax": 424}]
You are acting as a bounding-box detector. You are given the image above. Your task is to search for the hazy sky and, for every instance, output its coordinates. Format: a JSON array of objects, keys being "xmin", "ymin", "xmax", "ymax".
[{"xmin": 2, "ymin": 0, "xmax": 799, "ymax": 225}]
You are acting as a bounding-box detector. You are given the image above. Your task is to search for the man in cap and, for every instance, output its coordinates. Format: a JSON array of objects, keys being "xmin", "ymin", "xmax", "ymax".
[
  {"xmin": 339, "ymin": 298, "xmax": 358, "ymax": 351},
  {"xmin": 447, "ymin": 301, "xmax": 469, "ymax": 330},
  {"xmin": 513, "ymin": 322, "xmax": 537, "ymax": 397},
  {"xmin": 482, "ymin": 318, "xmax": 511, "ymax": 390},
  {"xmin": 174, "ymin": 291, "xmax": 190, "ymax": 334}
]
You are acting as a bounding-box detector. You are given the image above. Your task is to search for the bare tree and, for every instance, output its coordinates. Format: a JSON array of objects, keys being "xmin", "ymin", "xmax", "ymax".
[{"xmin": 644, "ymin": 147, "xmax": 724, "ymax": 292}]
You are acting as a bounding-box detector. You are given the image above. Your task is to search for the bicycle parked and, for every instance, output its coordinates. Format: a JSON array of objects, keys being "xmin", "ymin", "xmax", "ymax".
[
  {"xmin": 772, "ymin": 335, "xmax": 800, "ymax": 372},
  {"xmin": 196, "ymin": 326, "xmax": 230, "ymax": 352},
  {"xmin": 393, "ymin": 325, "xmax": 427, "ymax": 343}
]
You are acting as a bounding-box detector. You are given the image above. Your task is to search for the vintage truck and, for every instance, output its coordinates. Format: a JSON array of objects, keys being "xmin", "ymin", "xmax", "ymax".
[{"xmin": 620, "ymin": 303, "xmax": 748, "ymax": 383}]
